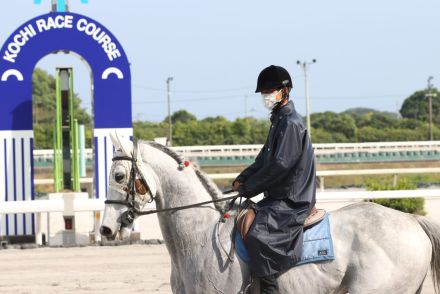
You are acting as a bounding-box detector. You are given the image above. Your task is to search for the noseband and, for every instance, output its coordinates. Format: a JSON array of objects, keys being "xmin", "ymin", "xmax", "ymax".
[{"xmin": 104, "ymin": 143, "xmax": 152, "ymax": 227}]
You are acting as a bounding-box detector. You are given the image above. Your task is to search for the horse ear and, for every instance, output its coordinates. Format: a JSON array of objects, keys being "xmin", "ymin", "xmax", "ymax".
[
  {"xmin": 109, "ymin": 130, "xmax": 133, "ymax": 156},
  {"xmin": 135, "ymin": 143, "xmax": 158, "ymax": 197},
  {"xmin": 136, "ymin": 142, "xmax": 143, "ymax": 161},
  {"xmin": 109, "ymin": 131, "xmax": 120, "ymax": 149}
]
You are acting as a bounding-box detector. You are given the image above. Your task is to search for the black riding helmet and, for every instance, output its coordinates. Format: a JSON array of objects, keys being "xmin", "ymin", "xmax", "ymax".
[{"xmin": 255, "ymin": 65, "xmax": 292, "ymax": 93}]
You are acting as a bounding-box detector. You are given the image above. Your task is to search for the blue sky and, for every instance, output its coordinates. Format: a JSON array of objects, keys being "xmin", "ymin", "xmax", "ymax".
[{"xmin": 1, "ymin": 0, "xmax": 439, "ymax": 122}]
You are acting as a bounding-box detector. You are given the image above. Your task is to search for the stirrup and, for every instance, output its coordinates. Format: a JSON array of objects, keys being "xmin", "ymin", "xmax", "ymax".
[{"xmin": 304, "ymin": 207, "xmax": 326, "ymax": 228}]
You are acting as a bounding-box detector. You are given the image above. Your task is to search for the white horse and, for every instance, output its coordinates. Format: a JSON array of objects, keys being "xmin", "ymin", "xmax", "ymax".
[{"xmin": 101, "ymin": 134, "xmax": 440, "ymax": 294}]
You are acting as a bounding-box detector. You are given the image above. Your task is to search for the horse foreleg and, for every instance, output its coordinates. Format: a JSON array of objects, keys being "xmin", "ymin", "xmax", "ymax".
[{"xmin": 170, "ymin": 262, "xmax": 186, "ymax": 294}]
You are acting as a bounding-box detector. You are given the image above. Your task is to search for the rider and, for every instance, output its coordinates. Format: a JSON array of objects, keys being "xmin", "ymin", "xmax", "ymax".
[{"xmin": 232, "ymin": 65, "xmax": 316, "ymax": 294}]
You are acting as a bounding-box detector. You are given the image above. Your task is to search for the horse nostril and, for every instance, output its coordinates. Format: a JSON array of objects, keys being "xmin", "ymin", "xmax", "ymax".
[{"xmin": 100, "ymin": 226, "xmax": 113, "ymax": 237}]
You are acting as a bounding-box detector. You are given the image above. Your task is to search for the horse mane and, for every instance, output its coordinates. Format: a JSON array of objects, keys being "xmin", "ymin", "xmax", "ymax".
[{"xmin": 141, "ymin": 141, "xmax": 226, "ymax": 212}]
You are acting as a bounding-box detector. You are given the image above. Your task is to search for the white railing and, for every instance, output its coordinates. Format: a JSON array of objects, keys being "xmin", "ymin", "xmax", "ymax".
[
  {"xmin": 34, "ymin": 167, "xmax": 440, "ymax": 192},
  {"xmin": 2, "ymin": 189, "xmax": 440, "ymax": 244},
  {"xmin": 2, "ymin": 189, "xmax": 440, "ymax": 215},
  {"xmin": 316, "ymin": 167, "xmax": 440, "ymax": 176},
  {"xmin": 207, "ymin": 167, "xmax": 440, "ymax": 191},
  {"xmin": 314, "ymin": 141, "xmax": 440, "ymax": 154},
  {"xmin": 0, "ymin": 198, "xmax": 104, "ymax": 214},
  {"xmin": 208, "ymin": 167, "xmax": 440, "ymax": 178},
  {"xmin": 174, "ymin": 141, "xmax": 440, "ymax": 157},
  {"xmin": 32, "ymin": 141, "xmax": 440, "ymax": 161},
  {"xmin": 317, "ymin": 189, "xmax": 440, "ymax": 201},
  {"xmin": 33, "ymin": 149, "xmax": 94, "ymax": 160},
  {"xmin": 34, "ymin": 177, "xmax": 93, "ymax": 185}
]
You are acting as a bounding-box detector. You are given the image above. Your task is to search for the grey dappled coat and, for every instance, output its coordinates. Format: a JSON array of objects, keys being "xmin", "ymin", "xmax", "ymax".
[{"xmin": 236, "ymin": 100, "xmax": 316, "ymax": 277}]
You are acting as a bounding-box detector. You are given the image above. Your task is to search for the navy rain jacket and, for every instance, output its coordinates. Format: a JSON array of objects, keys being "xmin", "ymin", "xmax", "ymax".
[{"xmin": 236, "ymin": 100, "xmax": 316, "ymax": 277}]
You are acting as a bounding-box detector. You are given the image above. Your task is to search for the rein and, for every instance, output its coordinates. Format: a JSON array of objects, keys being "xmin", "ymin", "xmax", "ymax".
[
  {"xmin": 104, "ymin": 143, "xmax": 239, "ymax": 226},
  {"xmin": 135, "ymin": 193, "xmax": 238, "ymax": 216}
]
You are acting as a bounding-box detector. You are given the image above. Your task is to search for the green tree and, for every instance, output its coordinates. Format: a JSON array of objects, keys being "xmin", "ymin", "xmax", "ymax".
[
  {"xmin": 163, "ymin": 109, "xmax": 197, "ymax": 124},
  {"xmin": 138, "ymin": 111, "xmax": 272, "ymax": 146},
  {"xmin": 311, "ymin": 128, "xmax": 334, "ymax": 143},
  {"xmin": 311, "ymin": 112, "xmax": 357, "ymax": 140},
  {"xmin": 366, "ymin": 178, "xmax": 425, "ymax": 215},
  {"xmin": 248, "ymin": 118, "xmax": 270, "ymax": 144},
  {"xmin": 343, "ymin": 107, "xmax": 378, "ymax": 116},
  {"xmin": 367, "ymin": 112, "xmax": 399, "ymax": 129},
  {"xmin": 357, "ymin": 126, "xmax": 386, "ymax": 142},
  {"xmin": 400, "ymin": 88, "xmax": 440, "ymax": 123},
  {"xmin": 349, "ymin": 111, "xmax": 399, "ymax": 129},
  {"xmin": 173, "ymin": 120, "xmax": 207, "ymax": 145},
  {"xmin": 132, "ymin": 98, "xmax": 440, "ymax": 146},
  {"xmin": 398, "ymin": 118, "xmax": 423, "ymax": 129},
  {"xmin": 32, "ymin": 68, "xmax": 92, "ymax": 148},
  {"xmin": 133, "ymin": 121, "xmax": 168, "ymax": 140}
]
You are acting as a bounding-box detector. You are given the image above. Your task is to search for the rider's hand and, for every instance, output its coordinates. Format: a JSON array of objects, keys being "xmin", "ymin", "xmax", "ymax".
[{"xmin": 232, "ymin": 180, "xmax": 241, "ymax": 191}]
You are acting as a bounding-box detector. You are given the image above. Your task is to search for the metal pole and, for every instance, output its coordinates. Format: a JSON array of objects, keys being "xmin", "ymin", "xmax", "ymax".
[
  {"xmin": 51, "ymin": 0, "xmax": 57, "ymax": 12},
  {"xmin": 166, "ymin": 77, "xmax": 173, "ymax": 146},
  {"xmin": 427, "ymin": 76, "xmax": 436, "ymax": 141},
  {"xmin": 78, "ymin": 124, "xmax": 86, "ymax": 178},
  {"xmin": 304, "ymin": 64, "xmax": 311, "ymax": 135},
  {"xmin": 244, "ymin": 95, "xmax": 248, "ymax": 117},
  {"xmin": 54, "ymin": 69, "xmax": 63, "ymax": 192},
  {"xmin": 47, "ymin": 212, "xmax": 50, "ymax": 246},
  {"xmin": 69, "ymin": 69, "xmax": 80, "ymax": 192},
  {"xmin": 52, "ymin": 0, "xmax": 69, "ymax": 12},
  {"xmin": 429, "ymin": 94, "xmax": 433, "ymax": 141},
  {"xmin": 72, "ymin": 119, "xmax": 80, "ymax": 192},
  {"xmin": 297, "ymin": 59, "xmax": 316, "ymax": 138}
]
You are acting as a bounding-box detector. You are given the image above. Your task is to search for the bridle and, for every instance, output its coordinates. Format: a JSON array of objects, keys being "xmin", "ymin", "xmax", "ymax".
[
  {"xmin": 104, "ymin": 143, "xmax": 153, "ymax": 227},
  {"xmin": 104, "ymin": 140, "xmax": 251, "ymax": 287},
  {"xmin": 104, "ymin": 142, "xmax": 239, "ymax": 227}
]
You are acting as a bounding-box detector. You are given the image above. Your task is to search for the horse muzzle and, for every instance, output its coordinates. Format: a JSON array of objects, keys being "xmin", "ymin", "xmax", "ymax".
[{"xmin": 100, "ymin": 225, "xmax": 117, "ymax": 240}]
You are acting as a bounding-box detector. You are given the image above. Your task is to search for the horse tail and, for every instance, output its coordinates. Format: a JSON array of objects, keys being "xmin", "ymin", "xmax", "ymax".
[{"xmin": 415, "ymin": 215, "xmax": 440, "ymax": 294}]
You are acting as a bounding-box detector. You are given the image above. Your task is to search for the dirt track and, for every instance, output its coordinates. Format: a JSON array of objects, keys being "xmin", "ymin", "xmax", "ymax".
[
  {"xmin": 0, "ymin": 245, "xmax": 171, "ymax": 294},
  {"xmin": 0, "ymin": 244, "xmax": 435, "ymax": 293}
]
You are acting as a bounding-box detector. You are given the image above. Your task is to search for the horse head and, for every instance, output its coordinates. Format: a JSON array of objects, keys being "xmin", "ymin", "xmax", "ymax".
[
  {"xmin": 100, "ymin": 131, "xmax": 158, "ymax": 240},
  {"xmin": 101, "ymin": 130, "xmax": 227, "ymax": 243}
]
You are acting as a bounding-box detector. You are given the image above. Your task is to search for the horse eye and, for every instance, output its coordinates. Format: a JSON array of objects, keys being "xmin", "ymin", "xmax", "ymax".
[{"xmin": 115, "ymin": 172, "xmax": 125, "ymax": 183}]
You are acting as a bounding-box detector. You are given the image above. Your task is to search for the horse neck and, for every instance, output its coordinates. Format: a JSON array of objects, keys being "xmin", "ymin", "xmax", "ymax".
[{"xmin": 142, "ymin": 144, "xmax": 221, "ymax": 250}]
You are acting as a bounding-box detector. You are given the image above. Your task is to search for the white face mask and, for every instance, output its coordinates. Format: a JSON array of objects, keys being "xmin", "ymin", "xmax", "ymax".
[{"xmin": 261, "ymin": 89, "xmax": 282, "ymax": 110}]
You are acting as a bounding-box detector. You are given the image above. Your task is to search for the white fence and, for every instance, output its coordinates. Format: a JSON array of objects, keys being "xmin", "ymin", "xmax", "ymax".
[
  {"xmin": 0, "ymin": 198, "xmax": 103, "ymax": 214},
  {"xmin": 169, "ymin": 141, "xmax": 440, "ymax": 157},
  {"xmin": 2, "ymin": 189, "xmax": 440, "ymax": 244},
  {"xmin": 208, "ymin": 167, "xmax": 440, "ymax": 179},
  {"xmin": 207, "ymin": 167, "xmax": 440, "ymax": 191},
  {"xmin": 33, "ymin": 140, "xmax": 440, "ymax": 161},
  {"xmin": 34, "ymin": 167, "xmax": 440, "ymax": 192}
]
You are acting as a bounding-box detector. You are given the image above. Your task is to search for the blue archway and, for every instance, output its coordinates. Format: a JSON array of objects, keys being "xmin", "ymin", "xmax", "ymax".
[{"xmin": 0, "ymin": 12, "xmax": 132, "ymax": 237}]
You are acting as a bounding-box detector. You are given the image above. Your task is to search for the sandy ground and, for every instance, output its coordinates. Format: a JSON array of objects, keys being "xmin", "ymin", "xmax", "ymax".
[
  {"xmin": 0, "ymin": 245, "xmax": 171, "ymax": 294},
  {"xmin": 0, "ymin": 244, "xmax": 436, "ymax": 294}
]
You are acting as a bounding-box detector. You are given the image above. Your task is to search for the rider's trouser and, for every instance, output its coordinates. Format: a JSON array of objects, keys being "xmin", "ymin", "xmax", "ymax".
[{"xmin": 260, "ymin": 274, "xmax": 279, "ymax": 294}]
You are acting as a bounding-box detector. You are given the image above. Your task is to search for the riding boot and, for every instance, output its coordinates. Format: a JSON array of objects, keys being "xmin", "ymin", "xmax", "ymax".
[{"xmin": 260, "ymin": 274, "xmax": 279, "ymax": 294}]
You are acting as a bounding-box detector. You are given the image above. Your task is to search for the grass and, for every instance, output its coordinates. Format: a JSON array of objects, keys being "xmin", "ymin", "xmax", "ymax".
[{"xmin": 316, "ymin": 161, "xmax": 440, "ymax": 189}]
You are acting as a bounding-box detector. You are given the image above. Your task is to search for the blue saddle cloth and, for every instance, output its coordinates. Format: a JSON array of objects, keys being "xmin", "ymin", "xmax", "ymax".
[{"xmin": 235, "ymin": 213, "xmax": 335, "ymax": 266}]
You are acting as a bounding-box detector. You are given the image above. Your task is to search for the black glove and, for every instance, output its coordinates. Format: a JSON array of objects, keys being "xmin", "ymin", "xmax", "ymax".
[{"xmin": 238, "ymin": 185, "xmax": 252, "ymax": 199}]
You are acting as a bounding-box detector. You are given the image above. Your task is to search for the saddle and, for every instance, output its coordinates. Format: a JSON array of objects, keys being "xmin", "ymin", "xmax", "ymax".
[
  {"xmin": 236, "ymin": 203, "xmax": 326, "ymax": 243},
  {"xmin": 237, "ymin": 202, "xmax": 256, "ymax": 243}
]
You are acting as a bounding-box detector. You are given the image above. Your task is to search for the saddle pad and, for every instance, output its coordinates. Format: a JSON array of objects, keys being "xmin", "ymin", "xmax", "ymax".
[
  {"xmin": 235, "ymin": 229, "xmax": 251, "ymax": 263},
  {"xmin": 296, "ymin": 213, "xmax": 335, "ymax": 265},
  {"xmin": 235, "ymin": 213, "xmax": 335, "ymax": 266}
]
